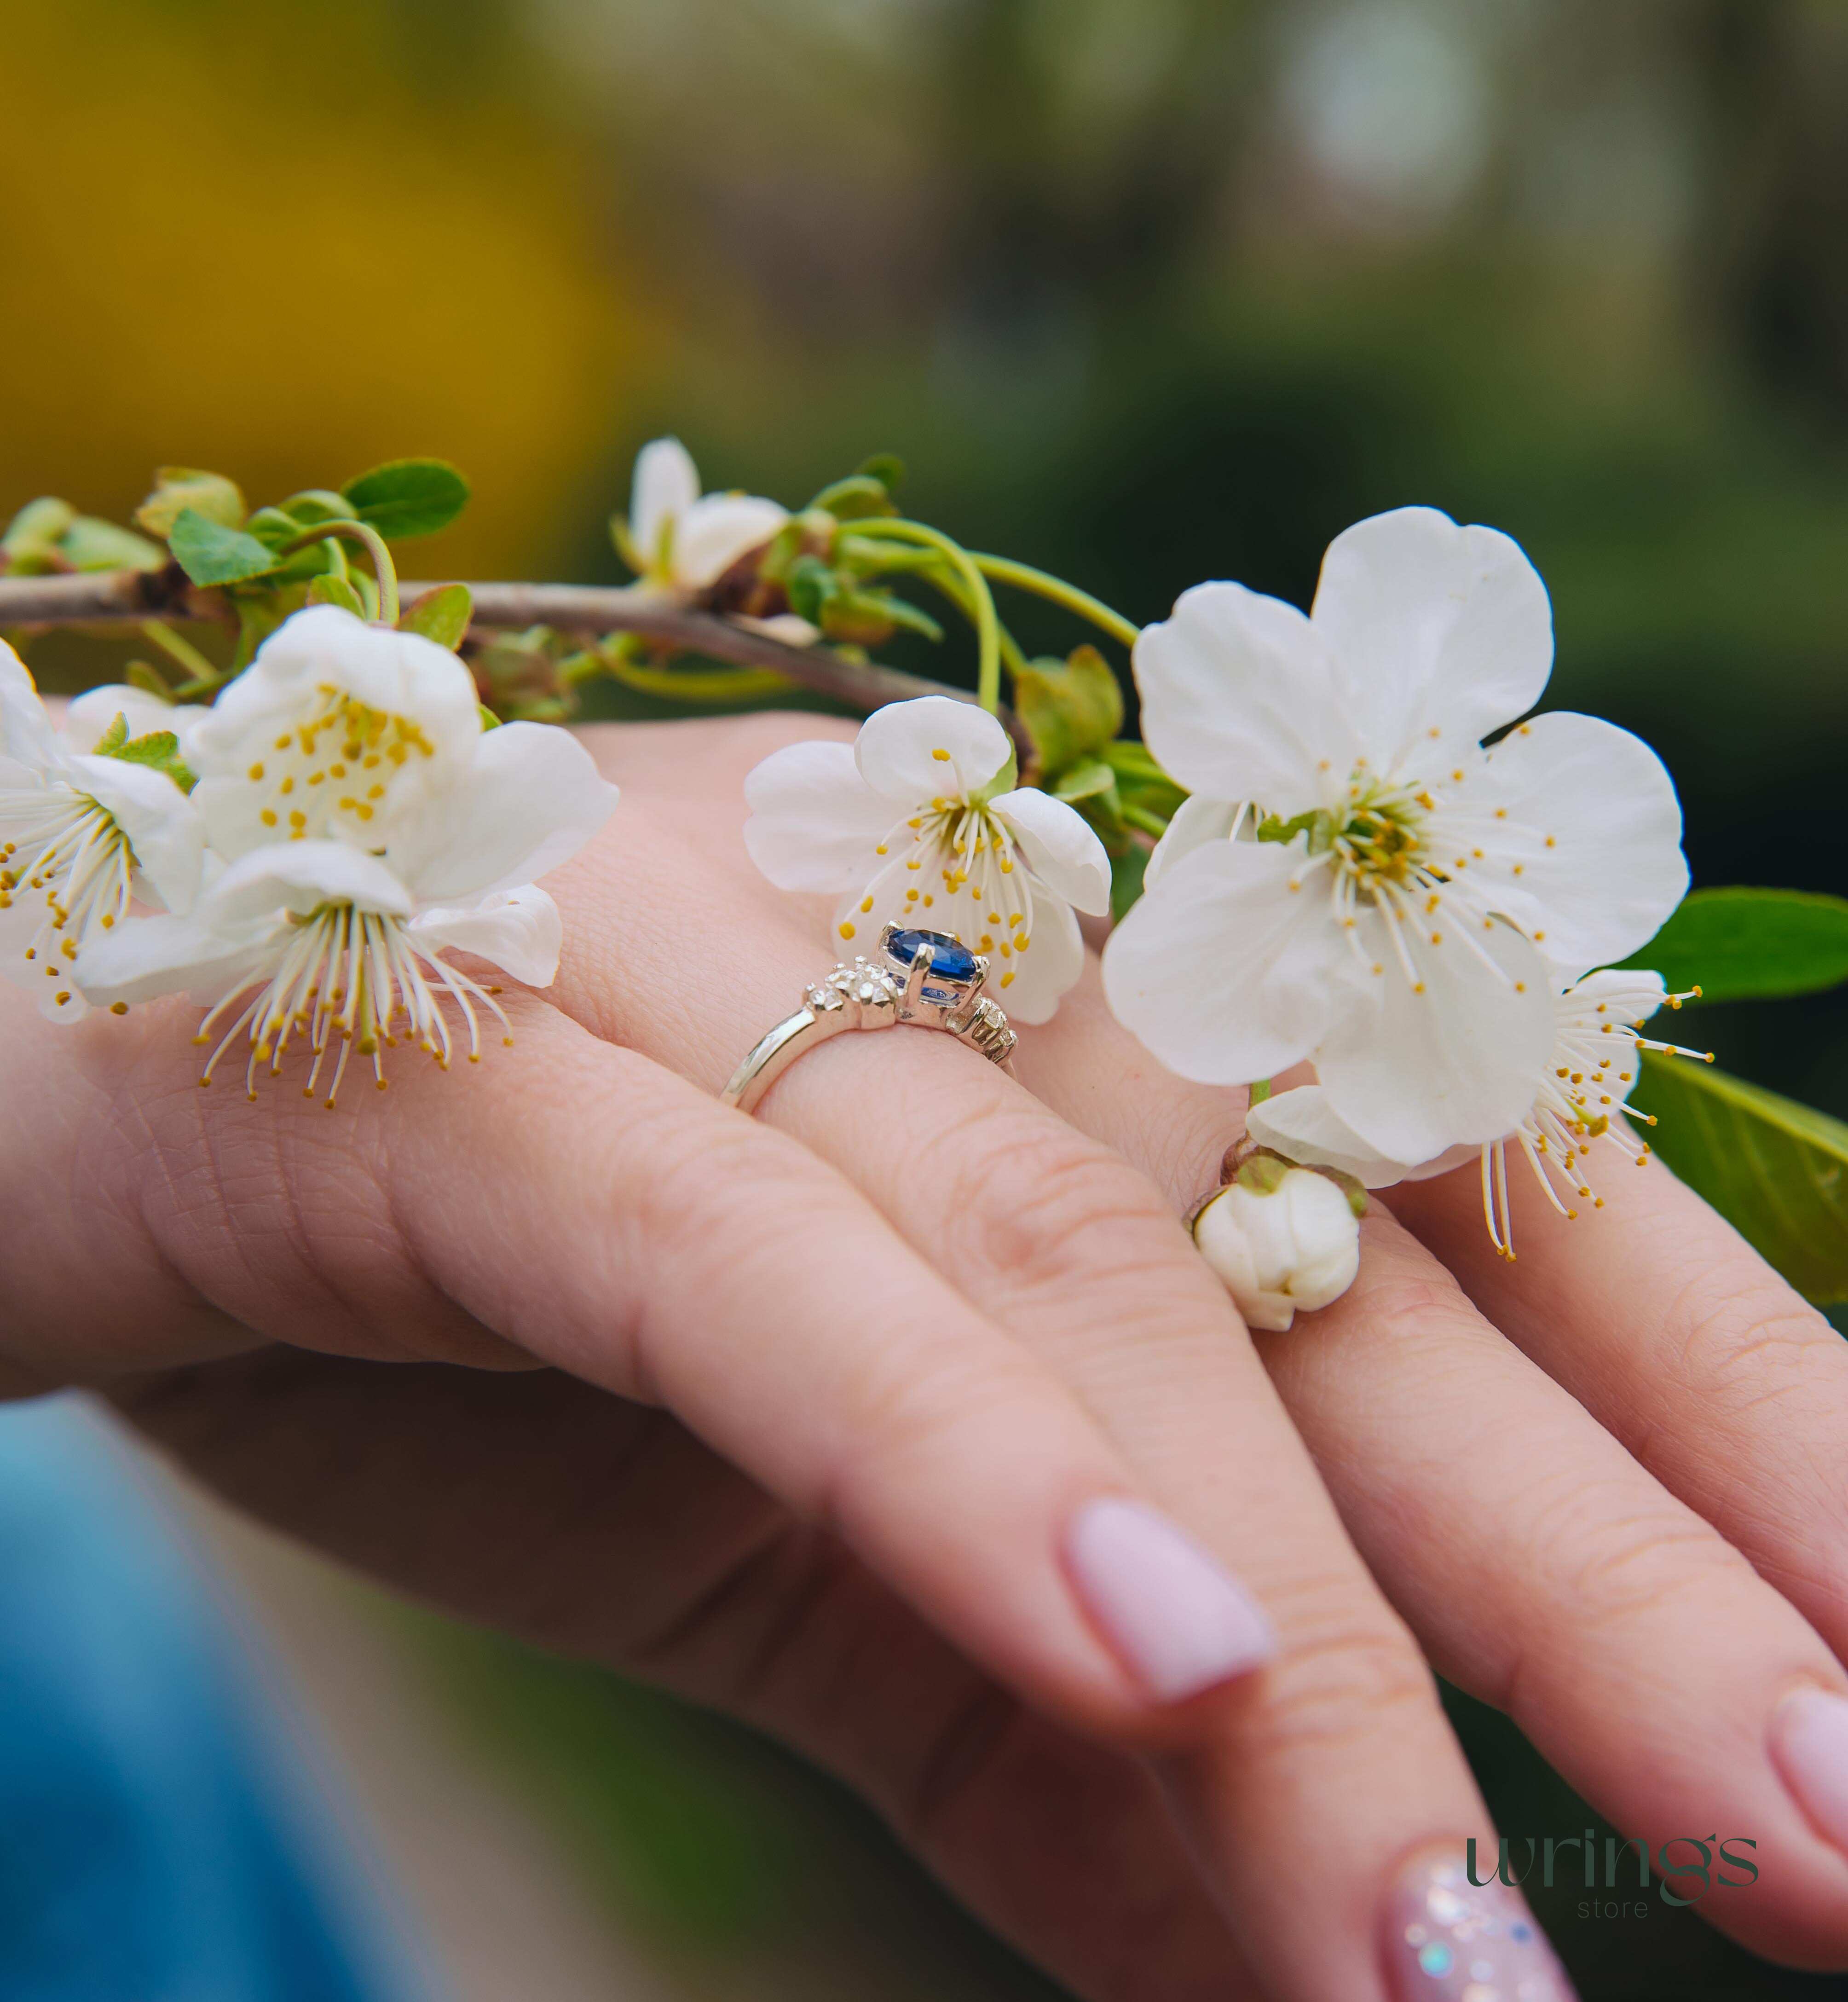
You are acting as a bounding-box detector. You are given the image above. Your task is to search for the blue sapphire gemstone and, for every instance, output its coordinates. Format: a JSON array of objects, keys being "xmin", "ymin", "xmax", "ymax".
[{"xmin": 885, "ymin": 927, "xmax": 980, "ymax": 998}]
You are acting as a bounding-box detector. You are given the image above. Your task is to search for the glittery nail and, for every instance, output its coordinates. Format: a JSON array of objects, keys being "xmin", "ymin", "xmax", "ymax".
[{"xmin": 1382, "ymin": 1846, "xmax": 1577, "ymax": 2002}]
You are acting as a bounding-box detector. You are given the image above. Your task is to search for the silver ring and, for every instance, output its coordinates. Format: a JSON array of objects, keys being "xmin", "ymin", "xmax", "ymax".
[{"xmin": 722, "ymin": 924, "xmax": 1017, "ymax": 1114}]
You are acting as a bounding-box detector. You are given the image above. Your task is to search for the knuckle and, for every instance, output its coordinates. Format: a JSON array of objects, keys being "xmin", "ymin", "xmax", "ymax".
[
  {"xmin": 1246, "ymin": 1587, "xmax": 1439, "ymax": 1758},
  {"xmin": 927, "ymin": 1107, "xmax": 1187, "ymax": 1299}
]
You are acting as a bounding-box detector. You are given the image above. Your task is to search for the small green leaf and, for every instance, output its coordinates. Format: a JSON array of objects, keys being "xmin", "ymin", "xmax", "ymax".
[
  {"xmin": 807, "ymin": 474, "xmax": 899, "ymax": 522},
  {"xmin": 1631, "ymin": 1053, "xmax": 1848, "ymax": 1304},
  {"xmin": 1013, "ymin": 645, "xmax": 1125, "ymax": 780},
  {"xmin": 821, "ymin": 587, "xmax": 942, "ymax": 646},
  {"xmin": 277, "ymin": 488, "xmax": 356, "ymax": 527},
  {"xmin": 857, "ymin": 452, "xmax": 905, "ymax": 492},
  {"xmin": 61, "ymin": 516, "xmax": 166, "ymax": 573},
  {"xmin": 306, "ymin": 573, "xmax": 368, "ymax": 617},
  {"xmin": 786, "ymin": 555, "xmax": 841, "ymax": 626},
  {"xmin": 134, "ymin": 468, "xmax": 246, "ymax": 537},
  {"xmin": 341, "ymin": 458, "xmax": 470, "ymax": 540},
  {"xmin": 400, "ymin": 583, "xmax": 473, "ymax": 650},
  {"xmin": 1052, "ymin": 756, "xmax": 1117, "ymax": 805},
  {"xmin": 1621, "ymin": 886, "xmax": 1848, "ymax": 1004},
  {"xmin": 106, "ymin": 728, "xmax": 196, "ymax": 793},
  {"xmin": 93, "ymin": 712, "xmax": 130, "ymax": 755},
  {"xmin": 169, "ymin": 508, "xmax": 280, "ymax": 586},
  {"xmin": 2, "ymin": 497, "xmax": 75, "ymax": 574}
]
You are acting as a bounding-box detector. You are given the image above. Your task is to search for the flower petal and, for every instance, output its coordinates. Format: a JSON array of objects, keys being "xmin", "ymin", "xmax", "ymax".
[
  {"xmin": 1133, "ymin": 582, "xmax": 1344, "ymax": 809},
  {"xmin": 64, "ymin": 754, "xmax": 206, "ymax": 915},
  {"xmin": 673, "ymin": 493, "xmax": 787, "ymax": 590},
  {"xmin": 1464, "ymin": 711, "xmax": 1689, "ymax": 978},
  {"xmin": 1101, "ymin": 839, "xmax": 1346, "ymax": 1084},
  {"xmin": 64, "ymin": 686, "xmax": 208, "ymax": 755},
  {"xmin": 1246, "ymin": 1084, "xmax": 1478, "ymax": 1187},
  {"xmin": 410, "ymin": 884, "xmax": 563, "ymax": 987},
  {"xmin": 1142, "ymin": 793, "xmax": 1245, "ymax": 892},
  {"xmin": 990, "ymin": 787, "xmax": 1111, "ymax": 915},
  {"xmin": 743, "ymin": 739, "xmax": 894, "ymax": 894},
  {"xmin": 1311, "ymin": 507, "xmax": 1553, "ymax": 770},
  {"xmin": 855, "ymin": 695, "xmax": 1014, "ymax": 806},
  {"xmin": 630, "ymin": 437, "xmax": 701, "ymax": 567},
  {"xmin": 191, "ymin": 606, "xmax": 483, "ymax": 769},
  {"xmin": 383, "ymin": 721, "xmax": 620, "ymax": 903},
  {"xmin": 73, "ymin": 907, "xmax": 278, "ymax": 1009},
  {"xmin": 0, "ymin": 641, "xmax": 58, "ymax": 768},
  {"xmin": 209, "ymin": 839, "xmax": 415, "ymax": 925},
  {"xmin": 992, "ymin": 882, "xmax": 1086, "ymax": 1024},
  {"xmin": 1313, "ymin": 913, "xmax": 1553, "ymax": 1160}
]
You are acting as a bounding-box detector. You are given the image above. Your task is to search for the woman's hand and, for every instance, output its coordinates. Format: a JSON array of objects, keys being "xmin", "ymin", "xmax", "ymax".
[{"xmin": 6, "ymin": 716, "xmax": 1571, "ymax": 2002}]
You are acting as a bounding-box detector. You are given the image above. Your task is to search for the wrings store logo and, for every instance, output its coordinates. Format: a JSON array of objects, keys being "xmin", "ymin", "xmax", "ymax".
[{"xmin": 1469, "ymin": 1832, "xmax": 1759, "ymax": 1916}]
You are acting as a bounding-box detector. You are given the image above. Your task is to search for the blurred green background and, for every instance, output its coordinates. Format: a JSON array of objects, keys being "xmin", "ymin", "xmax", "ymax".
[{"xmin": 6, "ymin": 0, "xmax": 1846, "ymax": 1995}]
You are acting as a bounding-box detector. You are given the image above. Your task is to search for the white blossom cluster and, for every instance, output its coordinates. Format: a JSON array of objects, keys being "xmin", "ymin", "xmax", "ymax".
[{"xmin": 0, "ymin": 607, "xmax": 617, "ymax": 1102}]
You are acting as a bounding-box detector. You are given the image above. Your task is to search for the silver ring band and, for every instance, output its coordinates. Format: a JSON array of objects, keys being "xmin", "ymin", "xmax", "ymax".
[{"xmin": 722, "ymin": 924, "xmax": 1017, "ymax": 1114}]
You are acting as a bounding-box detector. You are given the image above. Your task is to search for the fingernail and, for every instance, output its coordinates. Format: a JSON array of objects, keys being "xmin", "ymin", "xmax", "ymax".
[
  {"xmin": 1382, "ymin": 1847, "xmax": 1577, "ymax": 2002},
  {"xmin": 1063, "ymin": 1496, "xmax": 1275, "ymax": 1702},
  {"xmin": 1771, "ymin": 1686, "xmax": 1848, "ymax": 1853}
]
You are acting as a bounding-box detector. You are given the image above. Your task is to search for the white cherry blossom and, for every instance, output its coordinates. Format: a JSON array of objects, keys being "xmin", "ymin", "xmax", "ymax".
[
  {"xmin": 1247, "ymin": 968, "xmax": 1712, "ymax": 1257},
  {"xmin": 76, "ymin": 606, "xmax": 618, "ymax": 1103},
  {"xmin": 743, "ymin": 695, "xmax": 1111, "ymax": 1024},
  {"xmin": 1192, "ymin": 1163, "xmax": 1361, "ymax": 1333},
  {"xmin": 0, "ymin": 645, "xmax": 205, "ymax": 1022},
  {"xmin": 1103, "ymin": 507, "xmax": 1689, "ymax": 1165},
  {"xmin": 627, "ymin": 436, "xmax": 791, "ymax": 594}
]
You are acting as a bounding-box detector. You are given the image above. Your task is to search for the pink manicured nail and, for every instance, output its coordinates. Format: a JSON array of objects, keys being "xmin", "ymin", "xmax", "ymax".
[
  {"xmin": 1383, "ymin": 1848, "xmax": 1576, "ymax": 2002},
  {"xmin": 1772, "ymin": 1687, "xmax": 1848, "ymax": 1853},
  {"xmin": 1063, "ymin": 1497, "xmax": 1275, "ymax": 1702}
]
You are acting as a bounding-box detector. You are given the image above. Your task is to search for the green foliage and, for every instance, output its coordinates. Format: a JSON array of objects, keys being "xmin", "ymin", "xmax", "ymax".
[
  {"xmin": 134, "ymin": 468, "xmax": 246, "ymax": 537},
  {"xmin": 60, "ymin": 516, "xmax": 165, "ymax": 572},
  {"xmin": 400, "ymin": 582, "xmax": 474, "ymax": 650},
  {"xmin": 93, "ymin": 712, "xmax": 196, "ymax": 792},
  {"xmin": 1632, "ymin": 1052, "xmax": 1848, "ymax": 1304},
  {"xmin": 1622, "ymin": 886, "xmax": 1848, "ymax": 1004},
  {"xmin": 1, "ymin": 497, "xmax": 162, "ymax": 575},
  {"xmin": 340, "ymin": 458, "xmax": 470, "ymax": 540},
  {"xmin": 306, "ymin": 573, "xmax": 369, "ymax": 617},
  {"xmin": 1109, "ymin": 842, "xmax": 1149, "ymax": 920},
  {"xmin": 169, "ymin": 508, "xmax": 281, "ymax": 586},
  {"xmin": 1013, "ymin": 643, "xmax": 1124, "ymax": 779}
]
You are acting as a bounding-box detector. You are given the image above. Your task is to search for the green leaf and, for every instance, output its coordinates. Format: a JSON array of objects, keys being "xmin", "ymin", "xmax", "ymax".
[
  {"xmin": 2, "ymin": 497, "xmax": 75, "ymax": 574},
  {"xmin": 807, "ymin": 474, "xmax": 898, "ymax": 522},
  {"xmin": 1621, "ymin": 886, "xmax": 1848, "ymax": 1004},
  {"xmin": 1631, "ymin": 1053, "xmax": 1848, "ymax": 1304},
  {"xmin": 400, "ymin": 583, "xmax": 473, "ymax": 650},
  {"xmin": 92, "ymin": 712, "xmax": 129, "ymax": 755},
  {"xmin": 341, "ymin": 458, "xmax": 470, "ymax": 540},
  {"xmin": 821, "ymin": 587, "xmax": 941, "ymax": 646},
  {"xmin": 106, "ymin": 728, "xmax": 196, "ymax": 793},
  {"xmin": 1052, "ymin": 756, "xmax": 1117, "ymax": 805},
  {"xmin": 857, "ymin": 452, "xmax": 905, "ymax": 492},
  {"xmin": 134, "ymin": 468, "xmax": 246, "ymax": 537},
  {"xmin": 306, "ymin": 573, "xmax": 369, "ymax": 617},
  {"xmin": 277, "ymin": 488, "xmax": 356, "ymax": 527},
  {"xmin": 168, "ymin": 508, "xmax": 280, "ymax": 586},
  {"xmin": 61, "ymin": 516, "xmax": 166, "ymax": 573},
  {"xmin": 1013, "ymin": 645, "xmax": 1125, "ymax": 780},
  {"xmin": 786, "ymin": 555, "xmax": 841, "ymax": 626}
]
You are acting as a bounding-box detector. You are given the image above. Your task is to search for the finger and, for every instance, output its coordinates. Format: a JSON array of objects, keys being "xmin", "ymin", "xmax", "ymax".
[
  {"xmin": 117, "ymin": 1351, "xmax": 1260, "ymax": 2002},
  {"xmin": 1027, "ymin": 976, "xmax": 1848, "ymax": 1968},
  {"xmin": 10, "ymin": 981, "xmax": 1268, "ymax": 1753},
  {"xmin": 1390, "ymin": 1146, "xmax": 1848, "ymax": 1872},
  {"xmin": 554, "ymin": 723, "xmax": 1562, "ymax": 2002}
]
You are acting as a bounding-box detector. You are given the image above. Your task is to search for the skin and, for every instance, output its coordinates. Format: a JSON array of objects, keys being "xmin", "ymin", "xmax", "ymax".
[{"xmin": 6, "ymin": 710, "xmax": 1848, "ymax": 2001}]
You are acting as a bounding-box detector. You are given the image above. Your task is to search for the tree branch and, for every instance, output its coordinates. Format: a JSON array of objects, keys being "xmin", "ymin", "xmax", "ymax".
[{"xmin": 0, "ymin": 568, "xmax": 1027, "ymax": 753}]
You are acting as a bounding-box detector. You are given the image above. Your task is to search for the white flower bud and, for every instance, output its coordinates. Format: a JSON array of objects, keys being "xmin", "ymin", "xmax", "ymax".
[{"xmin": 1192, "ymin": 1166, "xmax": 1361, "ymax": 1332}]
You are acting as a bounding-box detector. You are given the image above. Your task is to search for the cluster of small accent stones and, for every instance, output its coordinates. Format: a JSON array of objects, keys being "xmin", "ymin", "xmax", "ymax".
[
  {"xmin": 806, "ymin": 959, "xmax": 901, "ymax": 1015},
  {"xmin": 963, "ymin": 997, "xmax": 1016, "ymax": 1065}
]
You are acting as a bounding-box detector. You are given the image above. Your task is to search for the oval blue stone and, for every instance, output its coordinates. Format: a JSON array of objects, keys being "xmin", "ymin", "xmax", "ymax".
[{"xmin": 886, "ymin": 928, "xmax": 979, "ymax": 996}]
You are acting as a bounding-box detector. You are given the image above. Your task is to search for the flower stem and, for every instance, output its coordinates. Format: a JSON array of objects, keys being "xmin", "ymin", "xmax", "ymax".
[
  {"xmin": 140, "ymin": 619, "xmax": 224, "ymax": 696},
  {"xmin": 282, "ymin": 522, "xmax": 400, "ymax": 627},
  {"xmin": 970, "ymin": 554, "xmax": 1140, "ymax": 650},
  {"xmin": 566, "ymin": 643, "xmax": 791, "ymax": 705},
  {"xmin": 1247, "ymin": 1078, "xmax": 1272, "ymax": 1106},
  {"xmin": 849, "ymin": 519, "xmax": 1003, "ymax": 714},
  {"xmin": 1119, "ymin": 801, "xmax": 1172, "ymax": 839}
]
